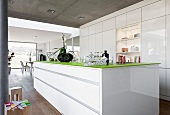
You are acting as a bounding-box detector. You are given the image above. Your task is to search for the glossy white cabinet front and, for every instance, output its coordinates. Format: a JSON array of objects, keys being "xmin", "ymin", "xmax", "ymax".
[
  {"xmin": 166, "ymin": 15, "xmax": 170, "ymax": 68},
  {"xmin": 103, "ymin": 29, "xmax": 116, "ymax": 59},
  {"xmin": 103, "ymin": 17, "xmax": 115, "ymax": 31},
  {"xmin": 89, "ymin": 34, "xmax": 96, "ymax": 53},
  {"xmin": 95, "ymin": 33, "xmax": 103, "ymax": 52},
  {"xmin": 81, "ymin": 27, "xmax": 88, "ymax": 37},
  {"xmin": 95, "ymin": 22, "xmax": 102, "ymax": 33},
  {"xmin": 142, "ymin": 0, "xmax": 165, "ymax": 21},
  {"xmin": 127, "ymin": 8, "xmax": 141, "ymax": 25},
  {"xmin": 35, "ymin": 79, "xmax": 98, "ymax": 115},
  {"xmin": 80, "ymin": 36, "xmax": 89, "ymax": 58},
  {"xmin": 116, "ymin": 13, "xmax": 126, "ymax": 28},
  {"xmin": 89, "ymin": 24, "xmax": 96, "ymax": 35},
  {"xmin": 166, "ymin": 0, "xmax": 170, "ymax": 15},
  {"xmin": 141, "ymin": 16, "xmax": 166, "ymax": 67}
]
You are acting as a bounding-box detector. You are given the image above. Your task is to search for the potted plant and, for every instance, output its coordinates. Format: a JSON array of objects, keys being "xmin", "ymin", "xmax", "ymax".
[
  {"xmin": 8, "ymin": 50, "xmax": 15, "ymax": 74},
  {"xmin": 53, "ymin": 34, "xmax": 73, "ymax": 62}
]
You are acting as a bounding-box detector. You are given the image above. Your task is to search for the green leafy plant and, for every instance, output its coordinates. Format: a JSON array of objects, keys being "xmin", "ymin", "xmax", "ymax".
[
  {"xmin": 49, "ymin": 58, "xmax": 55, "ymax": 61},
  {"xmin": 53, "ymin": 34, "xmax": 74, "ymax": 62},
  {"xmin": 53, "ymin": 34, "xmax": 67, "ymax": 55}
]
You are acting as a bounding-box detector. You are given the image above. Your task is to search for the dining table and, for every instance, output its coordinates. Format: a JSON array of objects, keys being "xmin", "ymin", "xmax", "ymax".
[{"xmin": 25, "ymin": 61, "xmax": 34, "ymax": 74}]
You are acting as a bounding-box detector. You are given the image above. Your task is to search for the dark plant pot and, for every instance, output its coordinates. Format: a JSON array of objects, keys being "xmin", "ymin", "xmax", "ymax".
[
  {"xmin": 50, "ymin": 58, "xmax": 55, "ymax": 61},
  {"xmin": 57, "ymin": 53, "xmax": 73, "ymax": 62}
]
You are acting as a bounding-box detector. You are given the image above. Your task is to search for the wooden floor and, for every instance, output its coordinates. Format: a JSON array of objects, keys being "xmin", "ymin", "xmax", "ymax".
[
  {"xmin": 9, "ymin": 69, "xmax": 170, "ymax": 115},
  {"xmin": 160, "ymin": 99, "xmax": 170, "ymax": 115},
  {"xmin": 9, "ymin": 69, "xmax": 61, "ymax": 115}
]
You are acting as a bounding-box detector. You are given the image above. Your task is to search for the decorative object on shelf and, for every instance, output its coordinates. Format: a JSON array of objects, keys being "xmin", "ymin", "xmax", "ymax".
[
  {"xmin": 122, "ymin": 48, "xmax": 128, "ymax": 52},
  {"xmin": 121, "ymin": 37, "xmax": 128, "ymax": 40},
  {"xmin": 102, "ymin": 50, "xmax": 109, "ymax": 65},
  {"xmin": 129, "ymin": 33, "xmax": 134, "ymax": 39},
  {"xmin": 53, "ymin": 34, "xmax": 73, "ymax": 62},
  {"xmin": 130, "ymin": 46, "xmax": 139, "ymax": 52},
  {"xmin": 129, "ymin": 35, "xmax": 133, "ymax": 39},
  {"xmin": 138, "ymin": 56, "xmax": 141, "ymax": 63},
  {"xmin": 118, "ymin": 55, "xmax": 123, "ymax": 64},
  {"xmin": 118, "ymin": 55, "xmax": 126, "ymax": 64},
  {"xmin": 84, "ymin": 52, "xmax": 107, "ymax": 66},
  {"xmin": 116, "ymin": 24, "xmax": 141, "ymax": 63},
  {"xmin": 134, "ymin": 56, "xmax": 137, "ymax": 63},
  {"xmin": 134, "ymin": 33, "xmax": 140, "ymax": 38}
]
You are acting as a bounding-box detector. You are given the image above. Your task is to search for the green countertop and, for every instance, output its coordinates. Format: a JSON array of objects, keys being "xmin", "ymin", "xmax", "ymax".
[{"xmin": 38, "ymin": 61, "xmax": 160, "ymax": 68}]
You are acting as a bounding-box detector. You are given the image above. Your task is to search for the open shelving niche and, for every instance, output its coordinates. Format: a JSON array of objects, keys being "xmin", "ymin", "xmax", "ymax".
[{"xmin": 116, "ymin": 24, "xmax": 141, "ymax": 62}]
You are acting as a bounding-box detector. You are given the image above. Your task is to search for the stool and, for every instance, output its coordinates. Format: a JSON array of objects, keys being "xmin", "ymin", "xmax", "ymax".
[{"xmin": 9, "ymin": 87, "xmax": 22, "ymax": 101}]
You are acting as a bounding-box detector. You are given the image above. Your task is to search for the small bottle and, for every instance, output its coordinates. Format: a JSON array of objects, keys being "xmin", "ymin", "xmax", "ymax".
[
  {"xmin": 119, "ymin": 56, "xmax": 123, "ymax": 64},
  {"xmin": 138, "ymin": 56, "xmax": 141, "ymax": 63},
  {"xmin": 111, "ymin": 57, "xmax": 114, "ymax": 64},
  {"xmin": 121, "ymin": 56, "xmax": 124, "ymax": 64},
  {"xmin": 134, "ymin": 56, "xmax": 137, "ymax": 63},
  {"xmin": 123, "ymin": 56, "xmax": 126, "ymax": 64}
]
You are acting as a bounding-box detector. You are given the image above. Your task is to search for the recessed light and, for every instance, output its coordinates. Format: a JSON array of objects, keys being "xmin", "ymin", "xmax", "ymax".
[
  {"xmin": 33, "ymin": 36, "xmax": 37, "ymax": 38},
  {"xmin": 47, "ymin": 9, "xmax": 55, "ymax": 13},
  {"xmin": 9, "ymin": 0, "xmax": 14, "ymax": 4},
  {"xmin": 79, "ymin": 17, "xmax": 85, "ymax": 20}
]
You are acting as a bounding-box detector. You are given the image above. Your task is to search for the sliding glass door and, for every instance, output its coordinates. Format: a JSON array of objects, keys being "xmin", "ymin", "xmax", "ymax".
[{"xmin": 8, "ymin": 42, "xmax": 36, "ymax": 68}]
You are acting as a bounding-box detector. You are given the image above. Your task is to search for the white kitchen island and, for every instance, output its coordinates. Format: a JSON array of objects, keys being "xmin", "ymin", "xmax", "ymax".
[{"xmin": 34, "ymin": 62, "xmax": 159, "ymax": 115}]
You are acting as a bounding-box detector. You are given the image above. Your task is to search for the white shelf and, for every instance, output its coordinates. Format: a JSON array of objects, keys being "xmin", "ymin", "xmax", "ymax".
[
  {"xmin": 116, "ymin": 51, "xmax": 140, "ymax": 54},
  {"xmin": 116, "ymin": 38, "xmax": 140, "ymax": 42}
]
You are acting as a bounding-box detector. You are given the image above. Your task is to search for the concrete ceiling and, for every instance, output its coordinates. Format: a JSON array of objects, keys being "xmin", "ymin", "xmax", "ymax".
[
  {"xmin": 8, "ymin": 0, "xmax": 143, "ymax": 28},
  {"xmin": 8, "ymin": 27, "xmax": 71, "ymax": 43}
]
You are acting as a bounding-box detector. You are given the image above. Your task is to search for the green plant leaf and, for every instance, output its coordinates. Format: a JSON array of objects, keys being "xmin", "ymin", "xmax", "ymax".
[
  {"xmin": 53, "ymin": 48, "xmax": 59, "ymax": 50},
  {"xmin": 53, "ymin": 48, "xmax": 60, "ymax": 55}
]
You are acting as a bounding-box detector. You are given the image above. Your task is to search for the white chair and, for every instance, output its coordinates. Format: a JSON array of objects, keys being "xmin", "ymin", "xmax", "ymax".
[{"xmin": 20, "ymin": 61, "xmax": 30, "ymax": 73}]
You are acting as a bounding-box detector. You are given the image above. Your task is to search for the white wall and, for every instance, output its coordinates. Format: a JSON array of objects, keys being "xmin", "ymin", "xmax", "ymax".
[
  {"xmin": 44, "ymin": 39, "xmax": 63, "ymax": 53},
  {"xmin": 80, "ymin": 0, "xmax": 170, "ymax": 100},
  {"xmin": 9, "ymin": 17, "xmax": 80, "ymax": 38},
  {"xmin": 37, "ymin": 43, "xmax": 45, "ymax": 60},
  {"xmin": 37, "ymin": 43, "xmax": 45, "ymax": 54}
]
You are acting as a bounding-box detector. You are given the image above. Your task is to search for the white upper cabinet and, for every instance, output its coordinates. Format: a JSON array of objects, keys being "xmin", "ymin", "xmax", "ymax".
[
  {"xmin": 95, "ymin": 22, "xmax": 102, "ymax": 33},
  {"xmin": 80, "ymin": 36, "xmax": 89, "ymax": 58},
  {"xmin": 127, "ymin": 8, "xmax": 141, "ymax": 25},
  {"xmin": 103, "ymin": 29, "xmax": 116, "ymax": 59},
  {"xmin": 103, "ymin": 18, "xmax": 115, "ymax": 31},
  {"xmin": 95, "ymin": 33, "xmax": 103, "ymax": 52},
  {"xmin": 166, "ymin": 15, "xmax": 170, "ymax": 68},
  {"xmin": 166, "ymin": 0, "xmax": 170, "ymax": 15},
  {"xmin": 141, "ymin": 16, "xmax": 166, "ymax": 67},
  {"xmin": 88, "ymin": 34, "xmax": 96, "ymax": 53},
  {"xmin": 142, "ymin": 0, "xmax": 165, "ymax": 21},
  {"xmin": 81, "ymin": 27, "xmax": 88, "ymax": 37},
  {"xmin": 116, "ymin": 13, "xmax": 126, "ymax": 28},
  {"xmin": 89, "ymin": 25, "xmax": 96, "ymax": 35}
]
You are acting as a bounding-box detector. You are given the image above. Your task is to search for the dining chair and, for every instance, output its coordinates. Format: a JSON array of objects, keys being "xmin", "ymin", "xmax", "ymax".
[{"xmin": 20, "ymin": 61, "xmax": 30, "ymax": 73}]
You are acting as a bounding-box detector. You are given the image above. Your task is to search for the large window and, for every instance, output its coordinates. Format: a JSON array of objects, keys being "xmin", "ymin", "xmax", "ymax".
[
  {"xmin": 66, "ymin": 36, "xmax": 80, "ymax": 58},
  {"xmin": 8, "ymin": 42, "xmax": 36, "ymax": 68}
]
